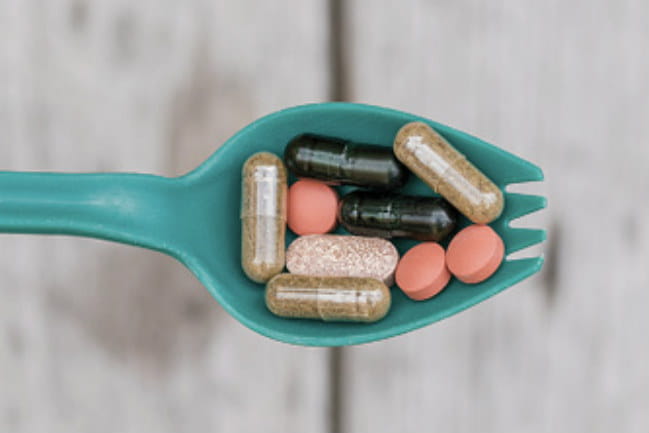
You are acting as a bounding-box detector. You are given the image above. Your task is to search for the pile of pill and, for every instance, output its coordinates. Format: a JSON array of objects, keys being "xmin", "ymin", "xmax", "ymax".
[{"xmin": 241, "ymin": 122, "xmax": 506, "ymax": 323}]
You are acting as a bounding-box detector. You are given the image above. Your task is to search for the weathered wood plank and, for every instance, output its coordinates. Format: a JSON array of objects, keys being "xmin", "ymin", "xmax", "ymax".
[
  {"xmin": 0, "ymin": 1, "xmax": 330, "ymax": 432},
  {"xmin": 343, "ymin": 0, "xmax": 649, "ymax": 432}
]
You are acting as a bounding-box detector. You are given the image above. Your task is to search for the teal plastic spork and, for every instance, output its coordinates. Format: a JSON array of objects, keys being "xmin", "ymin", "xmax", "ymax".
[{"xmin": 0, "ymin": 103, "xmax": 546, "ymax": 346}]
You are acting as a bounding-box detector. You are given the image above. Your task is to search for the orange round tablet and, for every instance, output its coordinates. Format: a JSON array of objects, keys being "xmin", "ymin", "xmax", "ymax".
[
  {"xmin": 395, "ymin": 242, "xmax": 450, "ymax": 301},
  {"xmin": 287, "ymin": 179, "xmax": 339, "ymax": 235},
  {"xmin": 446, "ymin": 225, "xmax": 504, "ymax": 284}
]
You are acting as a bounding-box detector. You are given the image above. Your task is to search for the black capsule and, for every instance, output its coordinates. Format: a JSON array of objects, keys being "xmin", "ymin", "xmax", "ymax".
[
  {"xmin": 284, "ymin": 134, "xmax": 408, "ymax": 189},
  {"xmin": 338, "ymin": 191, "xmax": 458, "ymax": 241}
]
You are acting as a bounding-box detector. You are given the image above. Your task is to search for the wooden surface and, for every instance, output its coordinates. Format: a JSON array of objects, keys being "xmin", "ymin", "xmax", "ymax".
[
  {"xmin": 0, "ymin": 2, "xmax": 330, "ymax": 433},
  {"xmin": 342, "ymin": 1, "xmax": 649, "ymax": 432},
  {"xmin": 1, "ymin": 0, "xmax": 648, "ymax": 432}
]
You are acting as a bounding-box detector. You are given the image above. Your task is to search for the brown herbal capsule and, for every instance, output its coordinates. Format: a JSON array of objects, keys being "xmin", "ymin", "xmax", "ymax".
[
  {"xmin": 394, "ymin": 122, "xmax": 504, "ymax": 224},
  {"xmin": 241, "ymin": 152, "xmax": 287, "ymax": 283},
  {"xmin": 265, "ymin": 274, "xmax": 391, "ymax": 322}
]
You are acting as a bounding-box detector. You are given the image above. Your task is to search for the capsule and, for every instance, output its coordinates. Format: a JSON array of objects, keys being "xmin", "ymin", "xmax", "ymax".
[
  {"xmin": 393, "ymin": 122, "xmax": 504, "ymax": 224},
  {"xmin": 284, "ymin": 134, "xmax": 408, "ymax": 189},
  {"xmin": 266, "ymin": 274, "xmax": 391, "ymax": 322},
  {"xmin": 338, "ymin": 191, "xmax": 457, "ymax": 241},
  {"xmin": 241, "ymin": 152, "xmax": 287, "ymax": 283}
]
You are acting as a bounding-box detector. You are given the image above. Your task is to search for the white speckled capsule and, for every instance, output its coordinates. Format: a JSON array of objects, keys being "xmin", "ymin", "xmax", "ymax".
[
  {"xmin": 286, "ymin": 234, "xmax": 399, "ymax": 286},
  {"xmin": 394, "ymin": 122, "xmax": 504, "ymax": 224},
  {"xmin": 266, "ymin": 274, "xmax": 391, "ymax": 322},
  {"xmin": 241, "ymin": 152, "xmax": 287, "ymax": 283}
]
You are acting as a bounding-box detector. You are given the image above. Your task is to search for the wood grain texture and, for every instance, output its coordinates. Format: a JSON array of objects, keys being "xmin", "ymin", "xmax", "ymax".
[
  {"xmin": 0, "ymin": 1, "xmax": 329, "ymax": 432},
  {"xmin": 4, "ymin": 0, "xmax": 649, "ymax": 431},
  {"xmin": 343, "ymin": 0, "xmax": 649, "ymax": 432}
]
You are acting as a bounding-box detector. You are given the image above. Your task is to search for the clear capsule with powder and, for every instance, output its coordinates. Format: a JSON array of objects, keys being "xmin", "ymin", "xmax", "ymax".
[
  {"xmin": 241, "ymin": 152, "xmax": 287, "ymax": 283},
  {"xmin": 266, "ymin": 274, "xmax": 391, "ymax": 322},
  {"xmin": 394, "ymin": 122, "xmax": 504, "ymax": 224}
]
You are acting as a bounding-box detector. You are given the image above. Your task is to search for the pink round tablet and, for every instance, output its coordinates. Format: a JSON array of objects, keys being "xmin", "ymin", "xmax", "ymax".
[
  {"xmin": 446, "ymin": 224, "xmax": 504, "ymax": 284},
  {"xmin": 395, "ymin": 242, "xmax": 450, "ymax": 301},
  {"xmin": 287, "ymin": 179, "xmax": 339, "ymax": 235}
]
